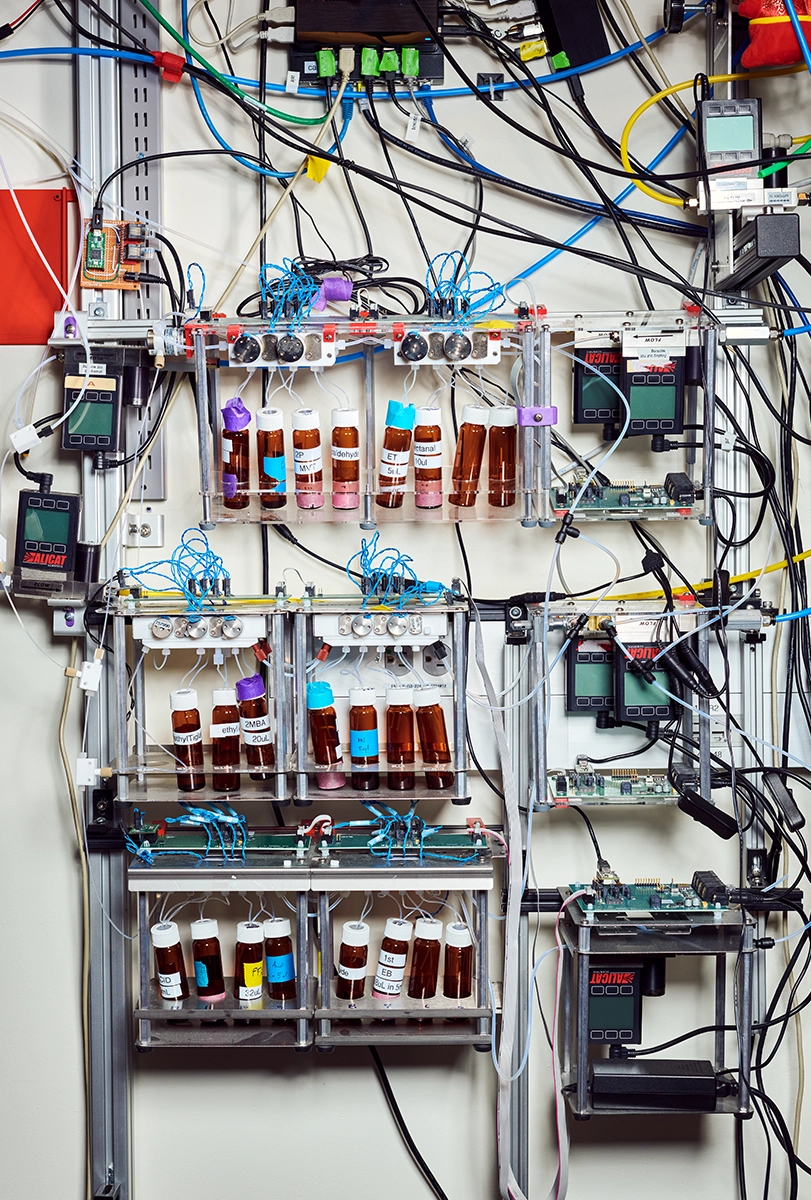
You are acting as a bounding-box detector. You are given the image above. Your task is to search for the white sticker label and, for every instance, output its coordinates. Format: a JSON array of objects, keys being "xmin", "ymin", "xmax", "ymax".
[
  {"xmin": 221, "ymin": 442, "xmax": 231, "ymax": 463},
  {"xmin": 373, "ymin": 962, "xmax": 406, "ymax": 994},
  {"xmin": 405, "ymin": 112, "xmax": 422, "ymax": 143},
  {"xmin": 414, "ymin": 441, "xmax": 440, "ymax": 456},
  {"xmin": 381, "ymin": 448, "xmax": 411, "ymax": 465},
  {"xmin": 210, "ymin": 722, "xmax": 239, "ymax": 739},
  {"xmin": 239, "ymin": 983, "xmax": 263, "ymax": 1001},
  {"xmin": 294, "ymin": 446, "xmax": 323, "ymax": 473},
  {"xmin": 337, "ymin": 962, "xmax": 367, "ymax": 981},
  {"xmin": 303, "ymin": 60, "xmax": 318, "ymax": 75},
  {"xmin": 622, "ymin": 330, "xmax": 686, "ymax": 359},
  {"xmin": 77, "ymin": 361, "xmax": 107, "ymax": 375},
  {"xmin": 286, "ymin": 71, "xmax": 300, "ymax": 94},
  {"xmin": 243, "ymin": 729, "xmax": 273, "ymax": 746},
  {"xmin": 332, "ymin": 446, "xmax": 360, "ymax": 462},
  {"xmin": 173, "ymin": 728, "xmax": 202, "ymax": 746},
  {"xmin": 241, "ymin": 714, "xmax": 270, "ymax": 733},
  {"xmin": 378, "ymin": 950, "xmax": 407, "ymax": 969},
  {"xmin": 158, "ymin": 971, "xmax": 183, "ymax": 999}
]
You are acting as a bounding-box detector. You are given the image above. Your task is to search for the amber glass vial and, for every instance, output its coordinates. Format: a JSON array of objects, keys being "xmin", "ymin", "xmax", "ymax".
[
  {"xmin": 413, "ymin": 407, "xmax": 443, "ymax": 509},
  {"xmin": 151, "ymin": 921, "xmax": 190, "ymax": 1001},
  {"xmin": 256, "ymin": 407, "xmax": 286, "ymax": 509},
  {"xmin": 414, "ymin": 687, "xmax": 454, "ymax": 790},
  {"xmin": 386, "ymin": 686, "xmax": 415, "ymax": 791},
  {"xmin": 336, "ymin": 920, "xmax": 370, "ymax": 1001},
  {"xmin": 376, "ymin": 399, "xmax": 416, "ymax": 509},
  {"xmin": 170, "ymin": 688, "xmax": 205, "ymax": 792},
  {"xmin": 443, "ymin": 922, "xmax": 474, "ymax": 1000},
  {"xmin": 372, "ymin": 919, "xmax": 413, "ymax": 999},
  {"xmin": 263, "ymin": 917, "xmax": 297, "ymax": 1002},
  {"xmin": 233, "ymin": 921, "xmax": 264, "ymax": 1002},
  {"xmin": 221, "ymin": 396, "xmax": 251, "ymax": 510},
  {"xmin": 349, "ymin": 686, "xmax": 379, "ymax": 790},
  {"xmin": 450, "ymin": 405, "xmax": 489, "ymax": 507},
  {"xmin": 331, "ymin": 409, "xmax": 360, "ymax": 510},
  {"xmin": 488, "ymin": 406, "xmax": 517, "ymax": 507},
  {"xmin": 235, "ymin": 673, "xmax": 275, "ymax": 780},
  {"xmin": 292, "ymin": 409, "xmax": 324, "ymax": 510},
  {"xmin": 190, "ymin": 917, "xmax": 226, "ymax": 1002},
  {"xmin": 306, "ymin": 680, "xmax": 346, "ymax": 789},
  {"xmin": 407, "ymin": 918, "xmax": 443, "ymax": 1000},
  {"xmin": 210, "ymin": 687, "xmax": 241, "ymax": 792}
]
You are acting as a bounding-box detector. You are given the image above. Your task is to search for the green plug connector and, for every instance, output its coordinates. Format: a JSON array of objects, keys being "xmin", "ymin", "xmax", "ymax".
[
  {"xmin": 316, "ymin": 48, "xmax": 336, "ymax": 78},
  {"xmin": 360, "ymin": 47, "xmax": 380, "ymax": 77},
  {"xmin": 401, "ymin": 47, "xmax": 419, "ymax": 78},
  {"xmin": 550, "ymin": 50, "xmax": 570, "ymax": 70},
  {"xmin": 379, "ymin": 49, "xmax": 399, "ymax": 74}
]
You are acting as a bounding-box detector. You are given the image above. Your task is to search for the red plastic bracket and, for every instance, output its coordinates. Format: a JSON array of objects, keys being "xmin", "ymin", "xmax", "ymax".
[{"xmin": 151, "ymin": 51, "xmax": 185, "ymax": 84}]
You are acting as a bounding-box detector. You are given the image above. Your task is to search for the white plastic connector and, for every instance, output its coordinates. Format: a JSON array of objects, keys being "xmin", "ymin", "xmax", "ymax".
[
  {"xmin": 268, "ymin": 5, "xmax": 294, "ymax": 20},
  {"xmin": 338, "ymin": 46, "xmax": 355, "ymax": 75},
  {"xmin": 259, "ymin": 25, "xmax": 294, "ymax": 41},
  {"xmin": 10, "ymin": 424, "xmax": 41, "ymax": 455},
  {"xmin": 77, "ymin": 659, "xmax": 103, "ymax": 693},
  {"xmin": 76, "ymin": 757, "xmax": 98, "ymax": 787}
]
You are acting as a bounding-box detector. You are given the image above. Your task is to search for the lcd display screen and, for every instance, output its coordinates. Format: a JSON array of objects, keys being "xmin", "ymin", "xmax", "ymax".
[
  {"xmin": 705, "ymin": 114, "xmax": 755, "ymax": 153},
  {"xmin": 68, "ymin": 401, "xmax": 114, "ymax": 436},
  {"xmin": 575, "ymin": 661, "xmax": 614, "ymax": 697},
  {"xmin": 628, "ymin": 385, "xmax": 677, "ymax": 420},
  {"xmin": 581, "ymin": 375, "xmax": 620, "ymax": 416},
  {"xmin": 623, "ymin": 669, "xmax": 670, "ymax": 708},
  {"xmin": 24, "ymin": 507, "xmax": 71, "ymax": 543}
]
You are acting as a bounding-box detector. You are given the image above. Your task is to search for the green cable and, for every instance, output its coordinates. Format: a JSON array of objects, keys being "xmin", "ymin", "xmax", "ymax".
[
  {"xmin": 759, "ymin": 135, "xmax": 811, "ymax": 180},
  {"xmin": 137, "ymin": 0, "xmax": 328, "ymax": 125}
]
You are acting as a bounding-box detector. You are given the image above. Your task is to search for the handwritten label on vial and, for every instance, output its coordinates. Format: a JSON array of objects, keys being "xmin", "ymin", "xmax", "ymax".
[
  {"xmin": 173, "ymin": 728, "xmax": 202, "ymax": 746},
  {"xmin": 332, "ymin": 445, "xmax": 360, "ymax": 461},
  {"xmin": 266, "ymin": 952, "xmax": 295, "ymax": 983},
  {"xmin": 373, "ymin": 950, "xmax": 407, "ymax": 994},
  {"xmin": 241, "ymin": 714, "xmax": 272, "ymax": 745},
  {"xmin": 210, "ymin": 722, "xmax": 239, "ymax": 739},
  {"xmin": 337, "ymin": 962, "xmax": 367, "ymax": 981},
  {"xmin": 293, "ymin": 446, "xmax": 323, "ymax": 474},
  {"xmin": 158, "ymin": 971, "xmax": 183, "ymax": 999},
  {"xmin": 350, "ymin": 728, "xmax": 379, "ymax": 758},
  {"xmin": 239, "ymin": 960, "xmax": 263, "ymax": 1000}
]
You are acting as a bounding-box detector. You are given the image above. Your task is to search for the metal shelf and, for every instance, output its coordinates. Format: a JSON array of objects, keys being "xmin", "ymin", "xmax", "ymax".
[{"xmin": 210, "ymin": 492, "xmax": 528, "ymax": 526}]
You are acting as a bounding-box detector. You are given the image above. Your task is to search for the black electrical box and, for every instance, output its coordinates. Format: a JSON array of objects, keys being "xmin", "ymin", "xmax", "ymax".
[
  {"xmin": 587, "ymin": 964, "xmax": 642, "ymax": 1044},
  {"xmin": 566, "ymin": 638, "xmax": 614, "ymax": 714},
  {"xmin": 590, "ymin": 1059, "xmax": 718, "ymax": 1111},
  {"xmin": 294, "ymin": 0, "xmax": 438, "ymax": 45},
  {"xmin": 614, "ymin": 644, "xmax": 676, "ymax": 723},
  {"xmin": 572, "ymin": 346, "xmax": 622, "ymax": 426},
  {"xmin": 534, "ymin": 0, "xmax": 609, "ymax": 69},
  {"xmin": 716, "ymin": 212, "xmax": 800, "ymax": 294}
]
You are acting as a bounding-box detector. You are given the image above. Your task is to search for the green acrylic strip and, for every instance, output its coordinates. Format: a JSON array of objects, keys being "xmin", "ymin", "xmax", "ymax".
[
  {"xmin": 379, "ymin": 49, "xmax": 399, "ymax": 73},
  {"xmin": 316, "ymin": 49, "xmax": 336, "ymax": 77},
  {"xmin": 360, "ymin": 47, "xmax": 380, "ymax": 77},
  {"xmin": 401, "ymin": 47, "xmax": 419, "ymax": 77}
]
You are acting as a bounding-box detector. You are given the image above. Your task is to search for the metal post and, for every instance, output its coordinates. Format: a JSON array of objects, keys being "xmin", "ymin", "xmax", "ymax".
[
  {"xmin": 475, "ymin": 891, "xmax": 489, "ymax": 1038},
  {"xmin": 452, "ymin": 609, "xmax": 468, "ymax": 804},
  {"xmin": 193, "ymin": 331, "xmax": 215, "ymax": 530},
  {"xmin": 272, "ymin": 611, "xmax": 289, "ymax": 806},
  {"xmin": 133, "ymin": 640, "xmax": 146, "ymax": 784},
  {"xmin": 296, "ymin": 891, "xmax": 309, "ymax": 1045},
  {"xmin": 537, "ymin": 329, "xmax": 554, "ymax": 527},
  {"xmin": 361, "ymin": 344, "xmax": 377, "ymax": 529},
  {"xmin": 701, "ymin": 326, "xmax": 717, "ymax": 527},
  {"xmin": 529, "ymin": 614, "xmax": 546, "ymax": 811},
  {"xmin": 714, "ymin": 955, "xmax": 726, "ymax": 1074},
  {"xmin": 294, "ymin": 612, "xmax": 310, "ymax": 805},
  {"xmin": 561, "ymin": 945, "xmax": 574, "ymax": 1078},
  {"xmin": 738, "ymin": 922, "xmax": 755, "ymax": 1113},
  {"xmin": 698, "ymin": 624, "xmax": 712, "ymax": 808},
  {"xmin": 114, "ymin": 615, "xmax": 129, "ymax": 805},
  {"xmin": 520, "ymin": 329, "xmax": 537, "ymax": 528},
  {"xmin": 318, "ymin": 890, "xmax": 332, "ymax": 1039},
  {"xmin": 137, "ymin": 895, "xmax": 151, "ymax": 1049},
  {"xmin": 576, "ymin": 924, "xmax": 591, "ymax": 1115}
]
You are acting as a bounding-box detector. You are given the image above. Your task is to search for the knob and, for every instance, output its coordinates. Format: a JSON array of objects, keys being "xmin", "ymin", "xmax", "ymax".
[
  {"xmin": 150, "ymin": 617, "xmax": 173, "ymax": 640},
  {"xmin": 400, "ymin": 332, "xmax": 429, "ymax": 362},
  {"xmin": 444, "ymin": 333, "xmax": 472, "ymax": 361},
  {"xmin": 277, "ymin": 335, "xmax": 304, "ymax": 363},
  {"xmin": 351, "ymin": 614, "xmax": 373, "ymax": 637},
  {"xmin": 232, "ymin": 334, "xmax": 261, "ymax": 364},
  {"xmin": 187, "ymin": 618, "xmax": 209, "ymax": 639},
  {"xmin": 387, "ymin": 614, "xmax": 409, "ymax": 637},
  {"xmin": 221, "ymin": 616, "xmax": 244, "ymax": 639}
]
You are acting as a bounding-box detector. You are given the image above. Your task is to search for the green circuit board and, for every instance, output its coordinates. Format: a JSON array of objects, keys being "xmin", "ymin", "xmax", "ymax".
[
  {"xmin": 547, "ymin": 769, "xmax": 678, "ymax": 806},
  {"xmin": 570, "ymin": 880, "xmax": 726, "ymax": 912},
  {"xmin": 551, "ymin": 483, "xmax": 695, "ymax": 518}
]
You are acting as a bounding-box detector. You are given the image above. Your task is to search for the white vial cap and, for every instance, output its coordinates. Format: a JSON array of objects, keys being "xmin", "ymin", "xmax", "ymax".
[
  {"xmin": 263, "ymin": 917, "xmax": 292, "ymax": 939},
  {"xmin": 383, "ymin": 918, "xmax": 413, "ymax": 943},
  {"xmin": 190, "ymin": 918, "xmax": 219, "ymax": 941},
  {"xmin": 461, "ymin": 404, "xmax": 489, "ymax": 428},
  {"xmin": 150, "ymin": 921, "xmax": 181, "ymax": 949},
  {"xmin": 257, "ymin": 407, "xmax": 284, "ymax": 432},
  {"xmin": 170, "ymin": 688, "xmax": 199, "ymax": 712},
  {"xmin": 236, "ymin": 921, "xmax": 264, "ymax": 945},
  {"xmin": 349, "ymin": 687, "xmax": 377, "ymax": 707},
  {"xmin": 415, "ymin": 407, "xmax": 442, "ymax": 428},
  {"xmin": 415, "ymin": 918, "xmax": 443, "ymax": 941},
  {"xmin": 212, "ymin": 688, "xmax": 237, "ymax": 707},
  {"xmin": 341, "ymin": 920, "xmax": 370, "ymax": 947},
  {"xmin": 415, "ymin": 686, "xmax": 441, "ymax": 708},
  {"xmin": 445, "ymin": 922, "xmax": 473, "ymax": 948},
  {"xmin": 489, "ymin": 406, "xmax": 517, "ymax": 427},
  {"xmin": 386, "ymin": 686, "xmax": 414, "ymax": 707},
  {"xmin": 332, "ymin": 408, "xmax": 359, "ymax": 428},
  {"xmin": 292, "ymin": 408, "xmax": 320, "ymax": 431}
]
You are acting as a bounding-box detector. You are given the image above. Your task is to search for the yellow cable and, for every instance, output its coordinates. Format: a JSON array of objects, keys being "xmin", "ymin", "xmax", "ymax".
[
  {"xmin": 597, "ymin": 547, "xmax": 811, "ymax": 603},
  {"xmin": 620, "ymin": 65, "xmax": 804, "ymax": 208}
]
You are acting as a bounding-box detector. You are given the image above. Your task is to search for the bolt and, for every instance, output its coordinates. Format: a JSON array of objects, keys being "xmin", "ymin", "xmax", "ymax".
[
  {"xmin": 508, "ymin": 606, "xmax": 522, "ymax": 620},
  {"xmin": 140, "ymin": 524, "xmax": 152, "ymax": 537}
]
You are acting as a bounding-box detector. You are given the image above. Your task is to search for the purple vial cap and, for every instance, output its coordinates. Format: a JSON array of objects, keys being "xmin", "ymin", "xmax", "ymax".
[
  {"xmin": 235, "ymin": 673, "xmax": 265, "ymax": 702},
  {"xmin": 222, "ymin": 397, "xmax": 252, "ymax": 431}
]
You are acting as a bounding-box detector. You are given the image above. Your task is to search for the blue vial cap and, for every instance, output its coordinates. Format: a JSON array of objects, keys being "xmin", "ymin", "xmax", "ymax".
[
  {"xmin": 306, "ymin": 680, "xmax": 335, "ymax": 709},
  {"xmin": 384, "ymin": 400, "xmax": 416, "ymax": 431}
]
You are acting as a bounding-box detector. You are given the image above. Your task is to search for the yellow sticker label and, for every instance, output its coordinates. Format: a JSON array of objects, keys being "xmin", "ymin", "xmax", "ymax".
[
  {"xmin": 306, "ymin": 156, "xmax": 330, "ymax": 183},
  {"xmin": 519, "ymin": 39, "xmax": 548, "ymax": 63},
  {"xmin": 244, "ymin": 959, "xmax": 263, "ymax": 988}
]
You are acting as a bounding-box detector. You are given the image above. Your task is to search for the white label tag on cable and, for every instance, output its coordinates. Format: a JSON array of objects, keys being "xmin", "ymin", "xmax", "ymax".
[
  {"xmin": 76, "ymin": 361, "xmax": 107, "ymax": 375},
  {"xmin": 621, "ymin": 330, "xmax": 686, "ymax": 360},
  {"xmin": 405, "ymin": 112, "xmax": 422, "ymax": 143},
  {"xmin": 286, "ymin": 71, "xmax": 300, "ymax": 95}
]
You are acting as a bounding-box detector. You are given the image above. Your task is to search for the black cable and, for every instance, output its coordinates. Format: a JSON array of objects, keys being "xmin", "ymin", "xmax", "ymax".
[
  {"xmin": 150, "ymin": 233, "xmax": 186, "ymax": 310},
  {"xmin": 368, "ymin": 1047, "xmax": 451, "ymax": 1200},
  {"xmin": 569, "ymin": 807, "xmax": 609, "ymax": 871},
  {"xmin": 271, "ymin": 525, "xmax": 363, "ymax": 580},
  {"xmin": 202, "ymin": 0, "xmax": 236, "ymax": 78}
]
